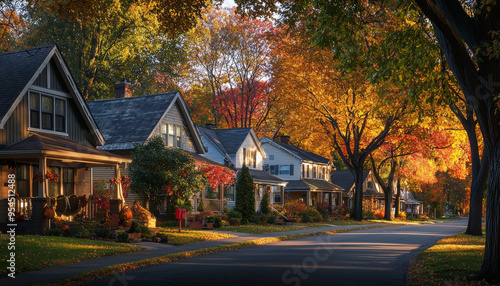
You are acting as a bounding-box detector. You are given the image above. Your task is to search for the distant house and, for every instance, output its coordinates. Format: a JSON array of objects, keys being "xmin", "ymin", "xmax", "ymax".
[
  {"xmin": 330, "ymin": 169, "xmax": 420, "ymax": 215},
  {"xmin": 330, "ymin": 170, "xmax": 383, "ymax": 210},
  {"xmin": 0, "ymin": 46, "xmax": 130, "ymax": 233},
  {"xmin": 260, "ymin": 136, "xmax": 343, "ymax": 209},
  {"xmin": 198, "ymin": 126, "xmax": 287, "ymax": 211},
  {"xmin": 87, "ymin": 82, "xmax": 219, "ymax": 212}
]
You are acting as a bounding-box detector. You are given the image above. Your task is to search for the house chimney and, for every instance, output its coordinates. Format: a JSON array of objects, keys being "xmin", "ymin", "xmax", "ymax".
[
  {"xmin": 114, "ymin": 79, "xmax": 133, "ymax": 98},
  {"xmin": 280, "ymin": 135, "xmax": 290, "ymax": 144}
]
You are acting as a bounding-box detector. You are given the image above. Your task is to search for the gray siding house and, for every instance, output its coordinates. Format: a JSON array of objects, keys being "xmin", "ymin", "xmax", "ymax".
[
  {"xmin": 198, "ymin": 126, "xmax": 287, "ymax": 211},
  {"xmin": 261, "ymin": 136, "xmax": 343, "ymax": 209}
]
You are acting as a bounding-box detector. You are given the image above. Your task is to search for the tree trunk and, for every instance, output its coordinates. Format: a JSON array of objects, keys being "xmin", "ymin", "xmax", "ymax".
[
  {"xmin": 466, "ymin": 153, "xmax": 488, "ymax": 235},
  {"xmin": 395, "ymin": 178, "xmax": 401, "ymax": 218},
  {"xmin": 353, "ymin": 168, "xmax": 364, "ymax": 221},
  {"xmin": 384, "ymin": 190, "xmax": 392, "ymax": 221},
  {"xmin": 479, "ymin": 143, "xmax": 500, "ymax": 282}
]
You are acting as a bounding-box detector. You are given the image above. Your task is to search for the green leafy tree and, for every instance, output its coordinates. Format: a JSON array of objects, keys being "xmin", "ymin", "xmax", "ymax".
[
  {"xmin": 235, "ymin": 165, "xmax": 255, "ymax": 221},
  {"xmin": 23, "ymin": 1, "xmax": 186, "ymax": 100},
  {"xmin": 129, "ymin": 136, "xmax": 207, "ymax": 211},
  {"xmin": 260, "ymin": 190, "xmax": 270, "ymax": 215}
]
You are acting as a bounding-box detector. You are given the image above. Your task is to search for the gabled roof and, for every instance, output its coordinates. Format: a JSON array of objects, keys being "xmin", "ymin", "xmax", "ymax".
[
  {"xmin": 330, "ymin": 169, "xmax": 369, "ymax": 193},
  {"xmin": 198, "ymin": 127, "xmax": 264, "ymax": 156},
  {"xmin": 261, "ymin": 137, "xmax": 330, "ymax": 164},
  {"xmin": 87, "ymin": 92, "xmax": 205, "ymax": 153},
  {"xmin": 285, "ymin": 179, "xmax": 344, "ymax": 192},
  {"xmin": 0, "ymin": 45, "xmax": 104, "ymax": 145},
  {"xmin": 0, "ymin": 46, "xmax": 53, "ymax": 122}
]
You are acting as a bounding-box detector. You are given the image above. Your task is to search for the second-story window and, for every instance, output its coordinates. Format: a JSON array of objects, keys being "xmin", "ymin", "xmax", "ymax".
[
  {"xmin": 162, "ymin": 124, "xmax": 182, "ymax": 149},
  {"xmin": 319, "ymin": 167, "xmax": 323, "ymax": 180},
  {"xmin": 29, "ymin": 92, "xmax": 66, "ymax": 133},
  {"xmin": 312, "ymin": 166, "xmax": 317, "ymax": 179}
]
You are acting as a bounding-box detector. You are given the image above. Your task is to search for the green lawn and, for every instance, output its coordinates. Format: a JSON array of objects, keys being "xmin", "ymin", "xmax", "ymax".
[
  {"xmin": 0, "ymin": 235, "xmax": 144, "ymax": 277},
  {"xmin": 157, "ymin": 227, "xmax": 236, "ymax": 245},
  {"xmin": 408, "ymin": 228, "xmax": 486, "ymax": 285}
]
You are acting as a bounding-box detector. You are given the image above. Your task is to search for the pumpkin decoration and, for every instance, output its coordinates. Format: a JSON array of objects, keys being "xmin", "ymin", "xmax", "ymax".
[
  {"xmin": 44, "ymin": 206, "xmax": 55, "ymax": 219},
  {"xmin": 119, "ymin": 205, "xmax": 133, "ymax": 227}
]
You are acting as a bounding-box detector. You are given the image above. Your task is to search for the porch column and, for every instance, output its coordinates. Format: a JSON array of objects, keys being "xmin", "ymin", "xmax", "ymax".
[
  {"xmin": 337, "ymin": 192, "xmax": 342, "ymax": 208},
  {"xmin": 38, "ymin": 156, "xmax": 47, "ymax": 198},
  {"xmin": 115, "ymin": 164, "xmax": 124, "ymax": 203},
  {"xmin": 280, "ymin": 186, "xmax": 285, "ymax": 205},
  {"xmin": 306, "ymin": 191, "xmax": 311, "ymax": 206},
  {"xmin": 329, "ymin": 192, "xmax": 333, "ymax": 211}
]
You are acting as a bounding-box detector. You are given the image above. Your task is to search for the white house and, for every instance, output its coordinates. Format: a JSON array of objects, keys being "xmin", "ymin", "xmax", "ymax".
[
  {"xmin": 198, "ymin": 126, "xmax": 287, "ymax": 210},
  {"xmin": 260, "ymin": 136, "xmax": 343, "ymax": 209}
]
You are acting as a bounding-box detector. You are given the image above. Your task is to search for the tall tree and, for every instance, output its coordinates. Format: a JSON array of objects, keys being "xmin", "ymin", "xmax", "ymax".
[
  {"xmin": 23, "ymin": 1, "xmax": 185, "ymax": 99},
  {"xmin": 237, "ymin": 0, "xmax": 499, "ymax": 280},
  {"xmin": 272, "ymin": 29, "xmax": 407, "ymax": 221},
  {"xmin": 183, "ymin": 7, "xmax": 277, "ymax": 130}
]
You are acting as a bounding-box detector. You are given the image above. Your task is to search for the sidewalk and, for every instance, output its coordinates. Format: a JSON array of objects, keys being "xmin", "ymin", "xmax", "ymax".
[{"xmin": 0, "ymin": 223, "xmax": 386, "ymax": 286}]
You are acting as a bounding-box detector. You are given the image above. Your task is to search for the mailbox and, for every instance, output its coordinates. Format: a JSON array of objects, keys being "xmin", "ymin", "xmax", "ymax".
[{"xmin": 175, "ymin": 208, "xmax": 186, "ymax": 220}]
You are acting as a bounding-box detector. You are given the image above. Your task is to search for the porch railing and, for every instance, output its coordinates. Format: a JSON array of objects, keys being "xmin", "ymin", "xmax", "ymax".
[
  {"xmin": 202, "ymin": 199, "xmax": 222, "ymax": 212},
  {"xmin": 15, "ymin": 197, "xmax": 32, "ymax": 220}
]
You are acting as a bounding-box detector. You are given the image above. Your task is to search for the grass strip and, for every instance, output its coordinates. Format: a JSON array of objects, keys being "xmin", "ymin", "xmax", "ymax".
[
  {"xmin": 407, "ymin": 228, "xmax": 487, "ymax": 286},
  {"xmin": 55, "ymin": 224, "xmax": 395, "ymax": 286}
]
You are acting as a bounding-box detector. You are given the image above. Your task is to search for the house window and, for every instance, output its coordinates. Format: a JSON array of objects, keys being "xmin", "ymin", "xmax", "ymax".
[
  {"xmin": 162, "ymin": 124, "xmax": 182, "ymax": 148},
  {"xmin": 307, "ymin": 165, "xmax": 310, "ymax": 178},
  {"xmin": 16, "ymin": 164, "xmax": 30, "ymax": 197},
  {"xmin": 29, "ymin": 92, "xmax": 66, "ymax": 133},
  {"xmin": 274, "ymin": 193, "xmax": 281, "ymax": 203},
  {"xmin": 302, "ymin": 165, "xmax": 305, "ymax": 178},
  {"xmin": 63, "ymin": 168, "xmax": 75, "ymax": 196},
  {"xmin": 319, "ymin": 167, "xmax": 323, "ymax": 180},
  {"xmin": 48, "ymin": 167, "xmax": 61, "ymax": 197},
  {"xmin": 269, "ymin": 155, "xmax": 274, "ymax": 160},
  {"xmin": 224, "ymin": 185, "xmax": 235, "ymax": 201},
  {"xmin": 263, "ymin": 164, "xmax": 269, "ymax": 173},
  {"xmin": 312, "ymin": 166, "xmax": 317, "ymax": 179},
  {"xmin": 278, "ymin": 165, "xmax": 294, "ymax": 175},
  {"xmin": 279, "ymin": 165, "xmax": 290, "ymax": 174},
  {"xmin": 270, "ymin": 165, "xmax": 279, "ymax": 175},
  {"xmin": 367, "ymin": 181, "xmax": 374, "ymax": 189},
  {"xmin": 244, "ymin": 149, "xmax": 256, "ymax": 168}
]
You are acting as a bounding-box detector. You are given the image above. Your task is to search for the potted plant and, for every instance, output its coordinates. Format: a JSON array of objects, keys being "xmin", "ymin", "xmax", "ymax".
[{"xmin": 205, "ymin": 216, "xmax": 215, "ymax": 229}]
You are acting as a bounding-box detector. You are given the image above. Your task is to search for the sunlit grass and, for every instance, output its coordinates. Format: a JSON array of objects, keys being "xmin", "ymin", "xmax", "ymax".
[
  {"xmin": 0, "ymin": 235, "xmax": 143, "ymax": 277},
  {"xmin": 408, "ymin": 227, "xmax": 487, "ymax": 285},
  {"xmin": 157, "ymin": 227, "xmax": 235, "ymax": 245}
]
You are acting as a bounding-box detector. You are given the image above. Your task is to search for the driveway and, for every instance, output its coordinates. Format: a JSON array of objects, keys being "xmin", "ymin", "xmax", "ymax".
[{"xmin": 89, "ymin": 218, "xmax": 467, "ymax": 286}]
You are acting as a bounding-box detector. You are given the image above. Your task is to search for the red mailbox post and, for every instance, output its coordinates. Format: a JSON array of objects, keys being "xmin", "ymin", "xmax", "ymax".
[{"xmin": 175, "ymin": 208, "xmax": 186, "ymax": 233}]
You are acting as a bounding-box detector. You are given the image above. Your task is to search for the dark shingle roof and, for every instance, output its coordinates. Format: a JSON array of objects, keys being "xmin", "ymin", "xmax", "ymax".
[
  {"xmin": 330, "ymin": 170, "xmax": 369, "ymax": 193},
  {"xmin": 198, "ymin": 127, "xmax": 252, "ymax": 155},
  {"xmin": 0, "ymin": 133, "xmax": 129, "ymax": 161},
  {"xmin": 265, "ymin": 138, "xmax": 330, "ymax": 164},
  {"xmin": 87, "ymin": 93, "xmax": 177, "ymax": 146},
  {"xmin": 248, "ymin": 169, "xmax": 285, "ymax": 184},
  {"xmin": 285, "ymin": 179, "xmax": 343, "ymax": 191},
  {"xmin": 0, "ymin": 45, "xmax": 54, "ymax": 121}
]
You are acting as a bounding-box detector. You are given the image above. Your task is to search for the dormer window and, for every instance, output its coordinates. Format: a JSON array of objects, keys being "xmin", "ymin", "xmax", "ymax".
[{"xmin": 29, "ymin": 91, "xmax": 66, "ymax": 133}]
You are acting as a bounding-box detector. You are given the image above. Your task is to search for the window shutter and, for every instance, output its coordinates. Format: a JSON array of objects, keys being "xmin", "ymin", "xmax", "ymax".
[
  {"xmin": 270, "ymin": 165, "xmax": 275, "ymax": 174},
  {"xmin": 253, "ymin": 150, "xmax": 257, "ymax": 168},
  {"xmin": 243, "ymin": 148, "xmax": 247, "ymax": 166},
  {"xmin": 290, "ymin": 164, "xmax": 294, "ymax": 176}
]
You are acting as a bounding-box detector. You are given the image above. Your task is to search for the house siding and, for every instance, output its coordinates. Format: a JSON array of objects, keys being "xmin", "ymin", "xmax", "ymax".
[
  {"xmin": 261, "ymin": 142, "xmax": 301, "ymax": 181},
  {"xmin": 150, "ymin": 102, "xmax": 197, "ymax": 153},
  {"xmin": 0, "ymin": 95, "xmax": 29, "ymax": 146},
  {"xmin": 235, "ymin": 134, "xmax": 264, "ymax": 170},
  {"xmin": 200, "ymin": 134, "xmax": 227, "ymax": 163},
  {"xmin": 0, "ymin": 92, "xmax": 94, "ymax": 147}
]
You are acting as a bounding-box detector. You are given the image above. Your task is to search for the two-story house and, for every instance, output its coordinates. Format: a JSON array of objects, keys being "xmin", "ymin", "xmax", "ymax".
[
  {"xmin": 0, "ymin": 46, "xmax": 131, "ymax": 233},
  {"xmin": 260, "ymin": 136, "xmax": 343, "ymax": 209},
  {"xmin": 198, "ymin": 126, "xmax": 287, "ymax": 211},
  {"xmin": 87, "ymin": 82, "xmax": 230, "ymax": 213}
]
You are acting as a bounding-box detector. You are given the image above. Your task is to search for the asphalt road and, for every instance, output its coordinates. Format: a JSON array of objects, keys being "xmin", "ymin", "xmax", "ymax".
[{"xmin": 90, "ymin": 219, "xmax": 467, "ymax": 286}]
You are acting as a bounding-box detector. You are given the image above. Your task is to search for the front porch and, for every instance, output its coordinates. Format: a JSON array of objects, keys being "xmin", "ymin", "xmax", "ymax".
[{"xmin": 0, "ymin": 134, "xmax": 131, "ymax": 233}]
